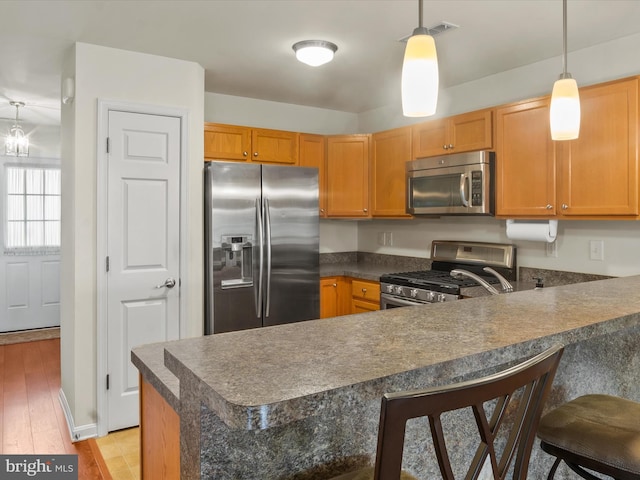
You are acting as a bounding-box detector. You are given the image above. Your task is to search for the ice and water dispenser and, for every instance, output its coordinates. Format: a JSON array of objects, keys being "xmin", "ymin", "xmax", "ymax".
[{"xmin": 219, "ymin": 235, "xmax": 253, "ymax": 289}]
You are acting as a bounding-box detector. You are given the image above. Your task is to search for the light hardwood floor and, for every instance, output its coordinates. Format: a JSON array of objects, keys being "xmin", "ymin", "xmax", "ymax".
[{"xmin": 0, "ymin": 338, "xmax": 110, "ymax": 479}]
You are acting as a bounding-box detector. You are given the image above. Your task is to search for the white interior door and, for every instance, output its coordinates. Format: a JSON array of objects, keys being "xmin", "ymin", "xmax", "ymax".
[{"xmin": 106, "ymin": 111, "xmax": 181, "ymax": 431}]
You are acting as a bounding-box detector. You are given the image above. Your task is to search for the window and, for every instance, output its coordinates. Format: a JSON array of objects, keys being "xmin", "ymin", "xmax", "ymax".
[{"xmin": 5, "ymin": 166, "xmax": 61, "ymax": 255}]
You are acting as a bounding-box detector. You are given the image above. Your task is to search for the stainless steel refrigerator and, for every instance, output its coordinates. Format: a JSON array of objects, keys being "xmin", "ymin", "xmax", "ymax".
[{"xmin": 204, "ymin": 161, "xmax": 319, "ymax": 334}]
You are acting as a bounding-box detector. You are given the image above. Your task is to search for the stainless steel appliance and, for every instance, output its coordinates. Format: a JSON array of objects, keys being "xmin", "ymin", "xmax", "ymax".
[
  {"xmin": 406, "ymin": 151, "xmax": 495, "ymax": 216},
  {"xmin": 204, "ymin": 161, "xmax": 319, "ymax": 334},
  {"xmin": 380, "ymin": 241, "xmax": 516, "ymax": 309}
]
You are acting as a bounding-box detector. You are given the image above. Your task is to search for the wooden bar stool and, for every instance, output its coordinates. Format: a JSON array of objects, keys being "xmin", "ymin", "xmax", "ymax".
[
  {"xmin": 331, "ymin": 345, "xmax": 564, "ymax": 480},
  {"xmin": 537, "ymin": 394, "xmax": 640, "ymax": 480}
]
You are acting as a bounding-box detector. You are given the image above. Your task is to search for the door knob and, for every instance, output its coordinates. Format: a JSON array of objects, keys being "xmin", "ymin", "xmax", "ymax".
[{"xmin": 156, "ymin": 278, "xmax": 176, "ymax": 289}]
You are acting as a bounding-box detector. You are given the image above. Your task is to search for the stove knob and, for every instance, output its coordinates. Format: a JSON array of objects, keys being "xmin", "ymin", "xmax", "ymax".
[
  {"xmin": 410, "ymin": 289, "xmax": 418, "ymax": 298},
  {"xmin": 436, "ymin": 293, "xmax": 446, "ymax": 302},
  {"xmin": 425, "ymin": 291, "xmax": 435, "ymax": 302},
  {"xmin": 394, "ymin": 286, "xmax": 404, "ymax": 295},
  {"xmin": 386, "ymin": 285, "xmax": 394, "ymax": 293}
]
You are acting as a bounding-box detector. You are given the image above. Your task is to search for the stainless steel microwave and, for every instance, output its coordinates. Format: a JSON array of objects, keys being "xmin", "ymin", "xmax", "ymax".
[{"xmin": 406, "ymin": 151, "xmax": 495, "ymax": 215}]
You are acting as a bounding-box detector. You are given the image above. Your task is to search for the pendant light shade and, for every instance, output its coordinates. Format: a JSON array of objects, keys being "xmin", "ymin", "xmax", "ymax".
[
  {"xmin": 5, "ymin": 101, "xmax": 29, "ymax": 157},
  {"xmin": 550, "ymin": 0, "xmax": 580, "ymax": 140},
  {"xmin": 401, "ymin": 0, "xmax": 439, "ymax": 117}
]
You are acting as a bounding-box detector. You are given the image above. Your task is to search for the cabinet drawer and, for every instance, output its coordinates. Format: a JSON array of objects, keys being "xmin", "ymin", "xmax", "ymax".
[{"xmin": 351, "ymin": 279, "xmax": 380, "ymax": 301}]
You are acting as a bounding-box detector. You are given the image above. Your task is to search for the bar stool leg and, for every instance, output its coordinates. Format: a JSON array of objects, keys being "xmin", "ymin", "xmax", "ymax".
[{"xmin": 547, "ymin": 457, "xmax": 562, "ymax": 480}]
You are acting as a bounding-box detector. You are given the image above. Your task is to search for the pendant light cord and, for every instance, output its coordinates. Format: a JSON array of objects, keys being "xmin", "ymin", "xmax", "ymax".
[
  {"xmin": 562, "ymin": 0, "xmax": 567, "ymax": 75},
  {"xmin": 418, "ymin": 0, "xmax": 423, "ymax": 29}
]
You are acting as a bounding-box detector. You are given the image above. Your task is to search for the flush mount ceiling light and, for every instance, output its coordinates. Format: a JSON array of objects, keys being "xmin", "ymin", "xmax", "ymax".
[
  {"xmin": 292, "ymin": 40, "xmax": 337, "ymax": 67},
  {"xmin": 550, "ymin": 0, "xmax": 581, "ymax": 140},
  {"xmin": 5, "ymin": 101, "xmax": 29, "ymax": 157}
]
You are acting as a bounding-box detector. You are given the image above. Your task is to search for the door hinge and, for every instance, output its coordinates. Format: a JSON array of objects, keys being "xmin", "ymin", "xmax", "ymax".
[
  {"xmin": 106, "ymin": 374, "xmax": 110, "ymax": 390},
  {"xmin": 106, "ymin": 137, "xmax": 110, "ymax": 154},
  {"xmin": 106, "ymin": 256, "xmax": 110, "ymax": 272}
]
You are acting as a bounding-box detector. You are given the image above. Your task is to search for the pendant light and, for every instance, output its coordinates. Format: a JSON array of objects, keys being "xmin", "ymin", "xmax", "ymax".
[
  {"xmin": 401, "ymin": 0, "xmax": 439, "ymax": 117},
  {"xmin": 5, "ymin": 101, "xmax": 29, "ymax": 157},
  {"xmin": 550, "ymin": 0, "xmax": 580, "ymax": 140}
]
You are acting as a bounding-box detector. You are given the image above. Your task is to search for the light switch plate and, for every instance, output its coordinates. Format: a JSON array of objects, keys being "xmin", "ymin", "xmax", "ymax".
[{"xmin": 589, "ymin": 240, "xmax": 604, "ymax": 261}]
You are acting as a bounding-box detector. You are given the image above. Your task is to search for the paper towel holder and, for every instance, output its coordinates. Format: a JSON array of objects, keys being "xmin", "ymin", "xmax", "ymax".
[{"xmin": 506, "ymin": 219, "xmax": 558, "ymax": 243}]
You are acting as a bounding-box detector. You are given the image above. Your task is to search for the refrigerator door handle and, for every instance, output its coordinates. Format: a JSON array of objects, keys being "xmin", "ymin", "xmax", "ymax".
[
  {"xmin": 264, "ymin": 197, "xmax": 272, "ymax": 317},
  {"xmin": 255, "ymin": 197, "xmax": 264, "ymax": 318}
]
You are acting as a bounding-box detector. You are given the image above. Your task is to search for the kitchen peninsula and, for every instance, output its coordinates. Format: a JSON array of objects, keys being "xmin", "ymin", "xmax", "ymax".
[{"xmin": 132, "ymin": 276, "xmax": 640, "ymax": 479}]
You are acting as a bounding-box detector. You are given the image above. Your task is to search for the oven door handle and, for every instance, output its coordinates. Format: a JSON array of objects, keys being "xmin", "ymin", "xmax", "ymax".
[{"xmin": 382, "ymin": 296, "xmax": 426, "ymax": 307}]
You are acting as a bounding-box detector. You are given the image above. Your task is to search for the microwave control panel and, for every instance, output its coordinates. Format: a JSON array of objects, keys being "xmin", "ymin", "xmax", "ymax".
[{"xmin": 471, "ymin": 170, "xmax": 483, "ymax": 206}]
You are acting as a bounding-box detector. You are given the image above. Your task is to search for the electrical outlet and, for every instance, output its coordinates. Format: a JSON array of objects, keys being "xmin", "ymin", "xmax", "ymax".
[
  {"xmin": 589, "ymin": 240, "xmax": 604, "ymax": 261},
  {"xmin": 377, "ymin": 232, "xmax": 386, "ymax": 246},
  {"xmin": 386, "ymin": 232, "xmax": 393, "ymax": 246},
  {"xmin": 546, "ymin": 241, "xmax": 558, "ymax": 257}
]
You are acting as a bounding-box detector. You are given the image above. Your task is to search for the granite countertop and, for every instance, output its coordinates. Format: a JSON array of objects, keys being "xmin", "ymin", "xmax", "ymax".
[
  {"xmin": 319, "ymin": 262, "xmax": 396, "ymax": 282},
  {"xmin": 134, "ymin": 275, "xmax": 640, "ymax": 432}
]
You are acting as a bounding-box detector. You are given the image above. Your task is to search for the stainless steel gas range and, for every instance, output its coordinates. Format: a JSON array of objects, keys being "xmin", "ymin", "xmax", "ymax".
[{"xmin": 380, "ymin": 241, "xmax": 517, "ymax": 309}]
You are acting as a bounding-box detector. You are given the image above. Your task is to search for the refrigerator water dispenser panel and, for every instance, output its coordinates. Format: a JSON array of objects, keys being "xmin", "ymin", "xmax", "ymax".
[{"xmin": 220, "ymin": 235, "xmax": 253, "ymax": 289}]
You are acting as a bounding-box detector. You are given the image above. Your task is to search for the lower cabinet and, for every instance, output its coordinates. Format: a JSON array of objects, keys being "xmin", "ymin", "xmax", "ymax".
[
  {"xmin": 140, "ymin": 377, "xmax": 180, "ymax": 480},
  {"xmin": 320, "ymin": 277, "xmax": 380, "ymax": 318},
  {"xmin": 350, "ymin": 279, "xmax": 380, "ymax": 314}
]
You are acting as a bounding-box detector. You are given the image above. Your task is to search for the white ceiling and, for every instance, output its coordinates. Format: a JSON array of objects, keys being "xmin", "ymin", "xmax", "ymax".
[{"xmin": 2, "ymin": 0, "xmax": 640, "ymax": 126}]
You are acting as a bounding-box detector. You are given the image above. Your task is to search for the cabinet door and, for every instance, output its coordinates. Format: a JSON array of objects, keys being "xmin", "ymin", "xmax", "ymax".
[
  {"xmin": 449, "ymin": 109, "xmax": 493, "ymax": 153},
  {"xmin": 299, "ymin": 134, "xmax": 327, "ymax": 217},
  {"xmin": 320, "ymin": 277, "xmax": 340, "ymax": 318},
  {"xmin": 351, "ymin": 298, "xmax": 379, "ymax": 314},
  {"xmin": 558, "ymin": 78, "xmax": 639, "ymax": 217},
  {"xmin": 371, "ymin": 127, "xmax": 412, "ymax": 217},
  {"xmin": 326, "ymin": 135, "xmax": 370, "ymax": 217},
  {"xmin": 251, "ymin": 128, "xmax": 299, "ymax": 165},
  {"xmin": 204, "ymin": 123, "xmax": 251, "ymax": 161},
  {"xmin": 412, "ymin": 118, "xmax": 448, "ymax": 158},
  {"xmin": 496, "ymin": 98, "xmax": 557, "ymax": 217}
]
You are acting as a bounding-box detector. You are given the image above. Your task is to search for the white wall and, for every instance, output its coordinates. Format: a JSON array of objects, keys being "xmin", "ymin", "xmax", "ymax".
[
  {"xmin": 60, "ymin": 42, "xmax": 204, "ymax": 434},
  {"xmin": 205, "ymin": 92, "xmax": 359, "ymax": 134}
]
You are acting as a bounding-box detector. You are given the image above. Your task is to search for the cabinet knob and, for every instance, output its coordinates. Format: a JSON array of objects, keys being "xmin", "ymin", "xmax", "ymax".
[
  {"xmin": 362, "ymin": 288, "xmax": 367, "ymax": 293},
  {"xmin": 320, "ymin": 208, "xmax": 325, "ymax": 213},
  {"xmin": 363, "ymin": 208, "xmax": 368, "ymax": 213},
  {"xmin": 448, "ymin": 144, "xmax": 453, "ymax": 149},
  {"xmin": 561, "ymin": 203, "xmax": 568, "ymax": 210},
  {"xmin": 243, "ymin": 151, "xmax": 248, "ymax": 156},
  {"xmin": 443, "ymin": 145, "xmax": 449, "ymax": 150},
  {"xmin": 546, "ymin": 204, "xmax": 553, "ymax": 210},
  {"xmin": 253, "ymin": 152, "xmax": 258, "ymax": 157},
  {"xmin": 332, "ymin": 283, "xmax": 337, "ymax": 287}
]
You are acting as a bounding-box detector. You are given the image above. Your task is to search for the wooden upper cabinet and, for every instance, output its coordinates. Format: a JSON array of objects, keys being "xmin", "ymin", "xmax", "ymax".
[
  {"xmin": 204, "ymin": 123, "xmax": 298, "ymax": 165},
  {"xmin": 299, "ymin": 134, "xmax": 327, "ymax": 217},
  {"xmin": 558, "ymin": 78, "xmax": 639, "ymax": 217},
  {"xmin": 251, "ymin": 128, "xmax": 299, "ymax": 164},
  {"xmin": 412, "ymin": 109, "xmax": 493, "ymax": 158},
  {"xmin": 495, "ymin": 98, "xmax": 558, "ymax": 217},
  {"xmin": 496, "ymin": 77, "xmax": 639, "ymax": 219},
  {"xmin": 326, "ymin": 135, "xmax": 370, "ymax": 218},
  {"xmin": 204, "ymin": 123, "xmax": 251, "ymax": 161},
  {"xmin": 370, "ymin": 127, "xmax": 412, "ymax": 218}
]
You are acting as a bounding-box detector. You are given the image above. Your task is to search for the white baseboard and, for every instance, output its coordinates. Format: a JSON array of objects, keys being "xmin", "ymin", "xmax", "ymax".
[{"xmin": 58, "ymin": 388, "xmax": 98, "ymax": 442}]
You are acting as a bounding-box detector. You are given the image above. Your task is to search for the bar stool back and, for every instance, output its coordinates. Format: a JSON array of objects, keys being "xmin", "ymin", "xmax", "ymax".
[{"xmin": 331, "ymin": 345, "xmax": 564, "ymax": 480}]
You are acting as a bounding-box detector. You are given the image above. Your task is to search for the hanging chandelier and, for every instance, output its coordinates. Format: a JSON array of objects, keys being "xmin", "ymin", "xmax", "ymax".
[
  {"xmin": 5, "ymin": 101, "xmax": 29, "ymax": 157},
  {"xmin": 401, "ymin": 0, "xmax": 439, "ymax": 117},
  {"xmin": 550, "ymin": 0, "xmax": 580, "ymax": 140}
]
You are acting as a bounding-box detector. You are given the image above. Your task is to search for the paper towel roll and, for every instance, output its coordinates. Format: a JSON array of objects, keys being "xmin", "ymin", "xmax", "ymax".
[{"xmin": 505, "ymin": 220, "xmax": 558, "ymax": 243}]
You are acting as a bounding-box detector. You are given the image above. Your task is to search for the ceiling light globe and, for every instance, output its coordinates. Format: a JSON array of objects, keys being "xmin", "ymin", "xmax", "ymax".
[
  {"xmin": 292, "ymin": 41, "xmax": 337, "ymax": 67},
  {"xmin": 550, "ymin": 77, "xmax": 581, "ymax": 140},
  {"xmin": 401, "ymin": 34, "xmax": 439, "ymax": 117}
]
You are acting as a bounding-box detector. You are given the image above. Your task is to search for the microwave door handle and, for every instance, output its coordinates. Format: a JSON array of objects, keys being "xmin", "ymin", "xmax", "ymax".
[{"xmin": 460, "ymin": 174, "xmax": 470, "ymax": 207}]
